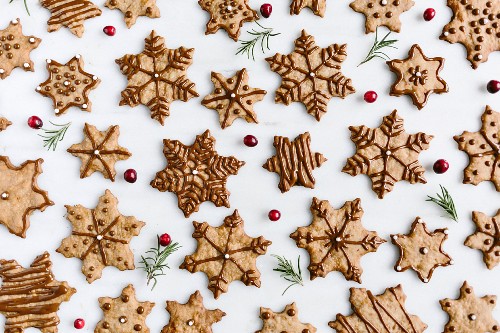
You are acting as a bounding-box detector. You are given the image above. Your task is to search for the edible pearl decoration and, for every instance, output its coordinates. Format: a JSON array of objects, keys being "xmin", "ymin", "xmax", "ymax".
[
  {"xmin": 415, "ymin": 72, "xmax": 422, "ymax": 77},
  {"xmin": 336, "ymin": 237, "xmax": 342, "ymax": 242},
  {"xmin": 381, "ymin": 0, "xmax": 387, "ymax": 5},
  {"xmin": 188, "ymin": 320, "xmax": 194, "ymax": 326},
  {"xmin": 96, "ymin": 235, "xmax": 103, "ymax": 240},
  {"xmin": 230, "ymin": 93, "xmax": 236, "ymax": 98},
  {"xmin": 192, "ymin": 170, "xmax": 199, "ymax": 175},
  {"xmin": 1, "ymin": 192, "xmax": 9, "ymax": 199},
  {"xmin": 309, "ymin": 72, "xmax": 315, "ymax": 77},
  {"xmin": 94, "ymin": 150, "xmax": 100, "ymax": 155},
  {"xmin": 224, "ymin": 254, "xmax": 230, "ymax": 259},
  {"xmin": 386, "ymin": 150, "xmax": 392, "ymax": 156}
]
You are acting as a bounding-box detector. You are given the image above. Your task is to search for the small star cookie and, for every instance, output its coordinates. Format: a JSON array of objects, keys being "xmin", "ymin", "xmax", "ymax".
[
  {"xmin": 105, "ymin": 0, "xmax": 160, "ymax": 28},
  {"xmin": 40, "ymin": 0, "xmax": 102, "ymax": 37},
  {"xmin": 257, "ymin": 303, "xmax": 316, "ymax": 333},
  {"xmin": 290, "ymin": 0, "xmax": 326, "ymax": 17},
  {"xmin": 350, "ymin": 0, "xmax": 414, "ymax": 33},
  {"xmin": 465, "ymin": 210, "xmax": 500, "ymax": 269}
]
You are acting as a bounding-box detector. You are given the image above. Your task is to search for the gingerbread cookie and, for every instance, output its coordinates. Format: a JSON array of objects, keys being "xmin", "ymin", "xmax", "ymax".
[
  {"xmin": 67, "ymin": 123, "xmax": 131, "ymax": 181},
  {"xmin": 151, "ymin": 130, "xmax": 244, "ymax": 218},
  {"xmin": 387, "ymin": 44, "xmax": 448, "ymax": 109},
  {"xmin": 440, "ymin": 0, "xmax": 500, "ymax": 69},
  {"xmin": 0, "ymin": 252, "xmax": 76, "ymax": 333},
  {"xmin": 201, "ymin": 68, "xmax": 266, "ymax": 129},
  {"xmin": 440, "ymin": 281, "xmax": 499, "ymax": 333},
  {"xmin": 266, "ymin": 30, "xmax": 355, "ymax": 121},
  {"xmin": 257, "ymin": 303, "xmax": 316, "ymax": 333},
  {"xmin": 454, "ymin": 106, "xmax": 500, "ymax": 191},
  {"xmin": 40, "ymin": 0, "xmax": 101, "ymax": 37},
  {"xmin": 349, "ymin": 0, "xmax": 415, "ymax": 33},
  {"xmin": 465, "ymin": 210, "xmax": 500, "ymax": 269},
  {"xmin": 0, "ymin": 19, "xmax": 41, "ymax": 80},
  {"xmin": 36, "ymin": 55, "xmax": 100, "ymax": 115},
  {"xmin": 96, "ymin": 284, "xmax": 154, "ymax": 333},
  {"xmin": 116, "ymin": 31, "xmax": 199, "ymax": 125},
  {"xmin": 0, "ymin": 156, "xmax": 54, "ymax": 238},
  {"xmin": 343, "ymin": 110, "xmax": 433, "ymax": 199},
  {"xmin": 0, "ymin": 117, "xmax": 12, "ymax": 131},
  {"xmin": 290, "ymin": 0, "xmax": 326, "ymax": 17},
  {"xmin": 180, "ymin": 210, "xmax": 271, "ymax": 299},
  {"xmin": 263, "ymin": 132, "xmax": 327, "ymax": 193},
  {"xmin": 105, "ymin": 0, "xmax": 160, "ymax": 28},
  {"xmin": 329, "ymin": 284, "xmax": 428, "ymax": 332},
  {"xmin": 162, "ymin": 290, "xmax": 225, "ymax": 333}
]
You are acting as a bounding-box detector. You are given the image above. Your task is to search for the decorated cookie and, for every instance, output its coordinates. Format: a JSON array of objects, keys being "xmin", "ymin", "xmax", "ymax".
[
  {"xmin": 257, "ymin": 303, "xmax": 316, "ymax": 333},
  {"xmin": 67, "ymin": 123, "xmax": 131, "ymax": 181},
  {"xmin": 0, "ymin": 19, "xmax": 41, "ymax": 80},
  {"xmin": 343, "ymin": 110, "xmax": 433, "ymax": 199},
  {"xmin": 116, "ymin": 31, "xmax": 199, "ymax": 125},
  {"xmin": 36, "ymin": 55, "xmax": 100, "ymax": 115},
  {"xmin": 96, "ymin": 284, "xmax": 154, "ymax": 333},
  {"xmin": 387, "ymin": 44, "xmax": 448, "ymax": 109},
  {"xmin": 0, "ymin": 156, "xmax": 54, "ymax": 238},
  {"xmin": 329, "ymin": 284, "xmax": 428, "ymax": 332},
  {"xmin": 151, "ymin": 130, "xmax": 244, "ymax": 218},
  {"xmin": 290, "ymin": 0, "xmax": 326, "ymax": 17},
  {"xmin": 198, "ymin": 0, "xmax": 259, "ymax": 41},
  {"xmin": 440, "ymin": 281, "xmax": 499, "ymax": 333},
  {"xmin": 201, "ymin": 68, "xmax": 266, "ymax": 129},
  {"xmin": 105, "ymin": 0, "xmax": 160, "ymax": 28},
  {"xmin": 454, "ymin": 106, "xmax": 500, "ymax": 191},
  {"xmin": 465, "ymin": 210, "xmax": 500, "ymax": 269},
  {"xmin": 180, "ymin": 210, "xmax": 271, "ymax": 299},
  {"xmin": 0, "ymin": 252, "xmax": 76, "ymax": 333},
  {"xmin": 0, "ymin": 117, "xmax": 12, "ymax": 131},
  {"xmin": 440, "ymin": 0, "xmax": 500, "ymax": 69},
  {"xmin": 266, "ymin": 30, "xmax": 355, "ymax": 121},
  {"xmin": 263, "ymin": 132, "xmax": 326, "ymax": 193},
  {"xmin": 349, "ymin": 0, "xmax": 415, "ymax": 33},
  {"xmin": 40, "ymin": 0, "xmax": 101, "ymax": 37},
  {"xmin": 162, "ymin": 290, "xmax": 225, "ymax": 333}
]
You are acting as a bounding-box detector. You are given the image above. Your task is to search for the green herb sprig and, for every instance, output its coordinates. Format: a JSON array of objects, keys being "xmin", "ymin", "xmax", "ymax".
[
  {"xmin": 271, "ymin": 254, "xmax": 304, "ymax": 295},
  {"xmin": 358, "ymin": 28, "xmax": 398, "ymax": 66},
  {"xmin": 9, "ymin": 0, "xmax": 30, "ymax": 15},
  {"xmin": 39, "ymin": 121, "xmax": 71, "ymax": 151},
  {"xmin": 426, "ymin": 185, "xmax": 458, "ymax": 222},
  {"xmin": 236, "ymin": 22, "xmax": 280, "ymax": 60},
  {"xmin": 140, "ymin": 236, "xmax": 181, "ymax": 290}
]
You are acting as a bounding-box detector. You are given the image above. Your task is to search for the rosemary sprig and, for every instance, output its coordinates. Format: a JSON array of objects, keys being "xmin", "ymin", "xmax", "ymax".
[
  {"xmin": 139, "ymin": 236, "xmax": 181, "ymax": 290},
  {"xmin": 236, "ymin": 22, "xmax": 280, "ymax": 60},
  {"xmin": 271, "ymin": 254, "xmax": 304, "ymax": 295},
  {"xmin": 38, "ymin": 121, "xmax": 71, "ymax": 151},
  {"xmin": 358, "ymin": 28, "xmax": 398, "ymax": 66},
  {"xmin": 426, "ymin": 185, "xmax": 458, "ymax": 222},
  {"xmin": 9, "ymin": 0, "xmax": 31, "ymax": 15}
]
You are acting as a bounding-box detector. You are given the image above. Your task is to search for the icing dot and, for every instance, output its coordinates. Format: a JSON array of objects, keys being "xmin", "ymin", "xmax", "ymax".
[
  {"xmin": 392, "ymin": 235, "xmax": 398, "ymax": 240},
  {"xmin": 1, "ymin": 192, "xmax": 9, "ymax": 200},
  {"xmin": 423, "ymin": 278, "xmax": 429, "ymax": 283},
  {"xmin": 230, "ymin": 93, "xmax": 236, "ymax": 98},
  {"xmin": 227, "ymin": 5, "xmax": 232, "ymax": 10},
  {"xmin": 381, "ymin": 0, "xmax": 387, "ymax": 5},
  {"xmin": 192, "ymin": 170, "xmax": 199, "ymax": 175},
  {"xmin": 76, "ymin": 54, "xmax": 81, "ymax": 59},
  {"xmin": 36, "ymin": 86, "xmax": 41, "ymax": 91},
  {"xmin": 443, "ymin": 229, "xmax": 449, "ymax": 235},
  {"xmin": 82, "ymin": 104, "xmax": 88, "ymax": 109},
  {"xmin": 154, "ymin": 73, "xmax": 159, "ymax": 78},
  {"xmin": 94, "ymin": 150, "xmax": 100, "ymax": 155},
  {"xmin": 444, "ymin": 32, "xmax": 449, "ymax": 36},
  {"xmin": 187, "ymin": 320, "xmax": 194, "ymax": 326},
  {"xmin": 64, "ymin": 81, "xmax": 70, "ymax": 86},
  {"xmin": 96, "ymin": 235, "xmax": 103, "ymax": 240},
  {"xmin": 54, "ymin": 109, "xmax": 60, "ymax": 114},
  {"xmin": 415, "ymin": 72, "xmax": 422, "ymax": 77},
  {"xmin": 478, "ymin": 54, "xmax": 483, "ymax": 59},
  {"xmin": 469, "ymin": 314, "xmax": 477, "ymax": 321},
  {"xmin": 0, "ymin": 69, "xmax": 4, "ymax": 74},
  {"xmin": 385, "ymin": 150, "xmax": 392, "ymax": 156},
  {"xmin": 224, "ymin": 254, "xmax": 230, "ymax": 259},
  {"xmin": 47, "ymin": 59, "xmax": 52, "ymax": 64},
  {"xmin": 417, "ymin": 218, "xmax": 423, "ymax": 223},
  {"xmin": 29, "ymin": 37, "xmax": 35, "ymax": 43},
  {"xmin": 93, "ymin": 75, "xmax": 98, "ymax": 80},
  {"xmin": 11, "ymin": 19, "xmax": 18, "ymax": 24},
  {"xmin": 396, "ymin": 265, "xmax": 402, "ymax": 271},
  {"xmin": 309, "ymin": 72, "xmax": 315, "ymax": 77},
  {"xmin": 119, "ymin": 316, "xmax": 127, "ymax": 323},
  {"xmin": 23, "ymin": 63, "xmax": 30, "ymax": 68},
  {"xmin": 420, "ymin": 247, "xmax": 429, "ymax": 254},
  {"xmin": 449, "ymin": 260, "xmax": 454, "ymax": 265},
  {"xmin": 335, "ymin": 237, "xmax": 342, "ymax": 242}
]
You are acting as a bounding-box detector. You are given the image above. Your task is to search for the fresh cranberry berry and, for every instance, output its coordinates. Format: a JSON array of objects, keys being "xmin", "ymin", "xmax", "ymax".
[
  {"xmin": 27, "ymin": 116, "xmax": 43, "ymax": 129},
  {"xmin": 243, "ymin": 135, "xmax": 258, "ymax": 147},
  {"xmin": 487, "ymin": 80, "xmax": 500, "ymax": 94},
  {"xmin": 363, "ymin": 91, "xmax": 378, "ymax": 103},
  {"xmin": 159, "ymin": 233, "xmax": 171, "ymax": 246},
  {"xmin": 103, "ymin": 26, "xmax": 116, "ymax": 36},
  {"xmin": 268, "ymin": 209, "xmax": 281, "ymax": 222},
  {"xmin": 124, "ymin": 169, "xmax": 137, "ymax": 183},
  {"xmin": 423, "ymin": 8, "xmax": 436, "ymax": 21},
  {"xmin": 74, "ymin": 318, "xmax": 85, "ymax": 329},
  {"xmin": 260, "ymin": 3, "xmax": 272, "ymax": 18},
  {"xmin": 433, "ymin": 159, "xmax": 449, "ymax": 174}
]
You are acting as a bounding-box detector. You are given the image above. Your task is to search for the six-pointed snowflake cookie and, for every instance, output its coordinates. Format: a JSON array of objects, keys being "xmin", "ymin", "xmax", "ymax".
[
  {"xmin": 257, "ymin": 303, "xmax": 316, "ymax": 333},
  {"xmin": 465, "ymin": 209, "xmax": 500, "ymax": 269},
  {"xmin": 350, "ymin": 0, "xmax": 415, "ymax": 33}
]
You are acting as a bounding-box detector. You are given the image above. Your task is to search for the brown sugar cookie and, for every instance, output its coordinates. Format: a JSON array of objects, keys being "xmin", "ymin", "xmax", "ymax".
[
  {"xmin": 151, "ymin": 130, "xmax": 244, "ymax": 218},
  {"xmin": 40, "ymin": 0, "xmax": 101, "ymax": 37},
  {"xmin": 105, "ymin": 0, "xmax": 160, "ymax": 28},
  {"xmin": 290, "ymin": 0, "xmax": 326, "ymax": 17},
  {"xmin": 387, "ymin": 44, "xmax": 448, "ymax": 110},
  {"xmin": 116, "ymin": 31, "xmax": 199, "ymax": 125},
  {"xmin": 0, "ymin": 156, "xmax": 54, "ymax": 238},
  {"xmin": 329, "ymin": 284, "xmax": 428, "ymax": 332},
  {"xmin": 96, "ymin": 284, "xmax": 154, "ymax": 333},
  {"xmin": 0, "ymin": 19, "xmax": 41, "ymax": 80},
  {"xmin": 0, "ymin": 117, "xmax": 12, "ymax": 131},
  {"xmin": 57, "ymin": 189, "xmax": 145, "ymax": 283},
  {"xmin": 343, "ymin": 110, "xmax": 433, "ymax": 199},
  {"xmin": 349, "ymin": 0, "xmax": 415, "ymax": 33},
  {"xmin": 263, "ymin": 132, "xmax": 327, "ymax": 193},
  {"xmin": 266, "ymin": 30, "xmax": 355, "ymax": 121},
  {"xmin": 198, "ymin": 0, "xmax": 259, "ymax": 42},
  {"xmin": 465, "ymin": 210, "xmax": 500, "ymax": 269},
  {"xmin": 201, "ymin": 68, "xmax": 266, "ymax": 129},
  {"xmin": 440, "ymin": 281, "xmax": 499, "ymax": 333},
  {"xmin": 162, "ymin": 290, "xmax": 225, "ymax": 333},
  {"xmin": 454, "ymin": 106, "xmax": 500, "ymax": 191},
  {"xmin": 440, "ymin": 0, "xmax": 500, "ymax": 69},
  {"xmin": 36, "ymin": 55, "xmax": 100, "ymax": 116},
  {"xmin": 0, "ymin": 252, "xmax": 76, "ymax": 333},
  {"xmin": 257, "ymin": 303, "xmax": 316, "ymax": 333},
  {"xmin": 67, "ymin": 123, "xmax": 131, "ymax": 181},
  {"xmin": 180, "ymin": 210, "xmax": 271, "ymax": 299},
  {"xmin": 391, "ymin": 217, "xmax": 453, "ymax": 283}
]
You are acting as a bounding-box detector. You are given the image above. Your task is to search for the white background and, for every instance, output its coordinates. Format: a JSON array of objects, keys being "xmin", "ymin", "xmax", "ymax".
[{"xmin": 0, "ymin": 0, "xmax": 499, "ymax": 332}]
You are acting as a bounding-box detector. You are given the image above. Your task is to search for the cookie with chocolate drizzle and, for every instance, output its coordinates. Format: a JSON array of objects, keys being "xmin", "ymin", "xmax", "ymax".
[{"xmin": 40, "ymin": 0, "xmax": 101, "ymax": 37}]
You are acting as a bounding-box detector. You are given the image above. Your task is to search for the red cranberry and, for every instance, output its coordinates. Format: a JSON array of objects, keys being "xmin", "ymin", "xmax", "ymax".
[
  {"xmin": 363, "ymin": 91, "xmax": 378, "ymax": 103},
  {"xmin": 124, "ymin": 169, "xmax": 137, "ymax": 183},
  {"xmin": 487, "ymin": 80, "xmax": 500, "ymax": 94},
  {"xmin": 268, "ymin": 209, "xmax": 281, "ymax": 222},
  {"xmin": 159, "ymin": 233, "xmax": 171, "ymax": 246},
  {"xmin": 103, "ymin": 26, "xmax": 116, "ymax": 36},
  {"xmin": 27, "ymin": 116, "xmax": 43, "ymax": 129},
  {"xmin": 260, "ymin": 3, "xmax": 272, "ymax": 18},
  {"xmin": 243, "ymin": 135, "xmax": 258, "ymax": 147},
  {"xmin": 74, "ymin": 318, "xmax": 85, "ymax": 329},
  {"xmin": 423, "ymin": 8, "xmax": 435, "ymax": 21},
  {"xmin": 433, "ymin": 159, "xmax": 449, "ymax": 174}
]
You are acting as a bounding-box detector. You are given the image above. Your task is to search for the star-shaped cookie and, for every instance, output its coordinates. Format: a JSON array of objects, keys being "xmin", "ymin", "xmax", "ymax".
[
  {"xmin": 387, "ymin": 44, "xmax": 448, "ymax": 109},
  {"xmin": 0, "ymin": 117, "xmax": 12, "ymax": 131},
  {"xmin": 57, "ymin": 190, "xmax": 145, "ymax": 283},
  {"xmin": 151, "ymin": 130, "xmax": 245, "ymax": 218},
  {"xmin": 36, "ymin": 55, "xmax": 100, "ymax": 115},
  {"xmin": 257, "ymin": 303, "xmax": 316, "ymax": 333},
  {"xmin": 201, "ymin": 68, "xmax": 267, "ymax": 129},
  {"xmin": 0, "ymin": 156, "xmax": 54, "ymax": 238},
  {"xmin": 343, "ymin": 110, "xmax": 433, "ymax": 199},
  {"xmin": 116, "ymin": 31, "xmax": 199, "ymax": 125},
  {"xmin": 454, "ymin": 106, "xmax": 500, "ymax": 191},
  {"xmin": 290, "ymin": 0, "xmax": 326, "ymax": 17},
  {"xmin": 96, "ymin": 284, "xmax": 154, "ymax": 333},
  {"xmin": 198, "ymin": 0, "xmax": 259, "ymax": 41},
  {"xmin": 105, "ymin": 0, "xmax": 160, "ymax": 28},
  {"xmin": 391, "ymin": 217, "xmax": 453, "ymax": 283},
  {"xmin": 0, "ymin": 252, "xmax": 76, "ymax": 333},
  {"xmin": 465, "ymin": 210, "xmax": 500, "ymax": 269},
  {"xmin": 0, "ymin": 19, "xmax": 41, "ymax": 80},
  {"xmin": 263, "ymin": 132, "xmax": 327, "ymax": 193},
  {"xmin": 440, "ymin": 281, "xmax": 499, "ymax": 333},
  {"xmin": 266, "ymin": 30, "xmax": 355, "ymax": 121},
  {"xmin": 162, "ymin": 290, "xmax": 225, "ymax": 333},
  {"xmin": 180, "ymin": 210, "xmax": 271, "ymax": 299},
  {"xmin": 440, "ymin": 0, "xmax": 500, "ymax": 69},
  {"xmin": 350, "ymin": 0, "xmax": 414, "ymax": 33},
  {"xmin": 40, "ymin": 0, "xmax": 102, "ymax": 37},
  {"xmin": 67, "ymin": 123, "xmax": 131, "ymax": 181}
]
